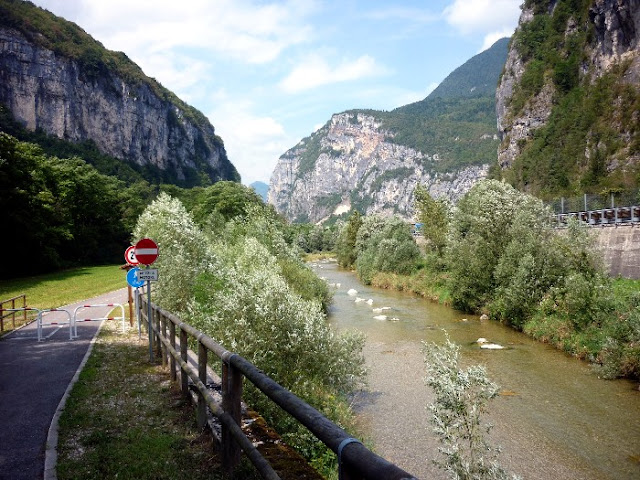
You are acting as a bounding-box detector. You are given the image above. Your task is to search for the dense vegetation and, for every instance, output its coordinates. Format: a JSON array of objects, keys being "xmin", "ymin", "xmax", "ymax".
[
  {"xmin": 429, "ymin": 38, "xmax": 510, "ymax": 99},
  {"xmin": 133, "ymin": 191, "xmax": 365, "ymax": 477},
  {"xmin": 0, "ymin": 132, "xmax": 136, "ymax": 277},
  {"xmin": 497, "ymin": 0, "xmax": 640, "ymax": 196},
  {"xmin": 0, "ymin": 125, "xmax": 259, "ymax": 278},
  {"xmin": 338, "ymin": 180, "xmax": 640, "ymax": 381}
]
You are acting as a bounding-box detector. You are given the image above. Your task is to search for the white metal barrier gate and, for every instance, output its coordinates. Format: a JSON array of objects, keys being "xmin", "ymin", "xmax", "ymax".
[
  {"xmin": 38, "ymin": 308, "xmax": 73, "ymax": 341},
  {"xmin": 72, "ymin": 303, "xmax": 126, "ymax": 338}
]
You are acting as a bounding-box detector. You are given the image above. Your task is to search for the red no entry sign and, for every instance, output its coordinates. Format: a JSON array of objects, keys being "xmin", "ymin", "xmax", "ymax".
[{"xmin": 134, "ymin": 238, "xmax": 158, "ymax": 265}]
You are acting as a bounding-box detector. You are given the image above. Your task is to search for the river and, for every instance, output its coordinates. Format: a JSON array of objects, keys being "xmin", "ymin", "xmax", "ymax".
[{"xmin": 312, "ymin": 260, "xmax": 640, "ymax": 480}]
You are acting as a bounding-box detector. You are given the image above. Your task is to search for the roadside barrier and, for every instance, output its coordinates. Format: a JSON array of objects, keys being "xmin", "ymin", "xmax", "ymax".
[
  {"xmin": 0, "ymin": 294, "xmax": 28, "ymax": 331},
  {"xmin": 72, "ymin": 303, "xmax": 126, "ymax": 338},
  {"xmin": 37, "ymin": 308, "xmax": 73, "ymax": 341},
  {"xmin": 1, "ymin": 307, "xmax": 40, "ymax": 334},
  {"xmin": 139, "ymin": 295, "xmax": 417, "ymax": 480}
]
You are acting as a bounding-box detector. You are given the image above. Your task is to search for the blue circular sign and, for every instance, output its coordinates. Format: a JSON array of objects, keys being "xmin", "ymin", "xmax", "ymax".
[{"xmin": 127, "ymin": 267, "xmax": 144, "ymax": 288}]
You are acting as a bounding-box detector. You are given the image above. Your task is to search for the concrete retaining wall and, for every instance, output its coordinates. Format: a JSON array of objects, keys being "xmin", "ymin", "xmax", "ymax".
[{"xmin": 592, "ymin": 225, "xmax": 640, "ymax": 279}]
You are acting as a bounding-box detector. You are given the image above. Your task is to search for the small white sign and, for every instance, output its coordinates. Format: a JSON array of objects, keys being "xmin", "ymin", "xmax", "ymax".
[{"xmin": 137, "ymin": 269, "xmax": 159, "ymax": 281}]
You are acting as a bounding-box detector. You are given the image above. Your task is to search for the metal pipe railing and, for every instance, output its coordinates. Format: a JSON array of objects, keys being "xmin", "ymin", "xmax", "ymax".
[{"xmin": 139, "ymin": 295, "xmax": 417, "ymax": 480}]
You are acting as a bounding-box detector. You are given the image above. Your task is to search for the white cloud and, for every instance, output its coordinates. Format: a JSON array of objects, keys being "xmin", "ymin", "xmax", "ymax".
[
  {"xmin": 365, "ymin": 6, "xmax": 439, "ymax": 24},
  {"xmin": 280, "ymin": 54, "xmax": 387, "ymax": 93},
  {"xmin": 208, "ymin": 102, "xmax": 292, "ymax": 185},
  {"xmin": 479, "ymin": 29, "xmax": 515, "ymax": 52},
  {"xmin": 140, "ymin": 53, "xmax": 210, "ymax": 98},
  {"xmin": 443, "ymin": 0, "xmax": 521, "ymax": 35},
  {"xmin": 34, "ymin": 0, "xmax": 316, "ymax": 65}
]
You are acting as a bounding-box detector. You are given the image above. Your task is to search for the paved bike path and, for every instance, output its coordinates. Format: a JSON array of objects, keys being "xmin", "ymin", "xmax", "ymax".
[{"xmin": 0, "ymin": 288, "xmax": 129, "ymax": 480}]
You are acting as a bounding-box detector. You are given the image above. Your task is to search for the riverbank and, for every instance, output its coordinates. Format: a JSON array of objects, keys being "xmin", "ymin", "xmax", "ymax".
[
  {"xmin": 317, "ymin": 260, "xmax": 640, "ymax": 480},
  {"xmin": 359, "ymin": 261, "xmax": 640, "ymax": 385}
]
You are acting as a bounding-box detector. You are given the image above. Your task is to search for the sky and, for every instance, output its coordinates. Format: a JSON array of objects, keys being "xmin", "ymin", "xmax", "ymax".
[{"xmin": 31, "ymin": 0, "xmax": 523, "ymax": 185}]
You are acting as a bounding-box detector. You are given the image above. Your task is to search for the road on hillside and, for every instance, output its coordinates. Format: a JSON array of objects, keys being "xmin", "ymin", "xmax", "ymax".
[{"xmin": 0, "ymin": 288, "xmax": 128, "ymax": 480}]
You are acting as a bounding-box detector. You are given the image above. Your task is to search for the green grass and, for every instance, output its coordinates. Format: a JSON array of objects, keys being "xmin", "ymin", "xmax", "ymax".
[
  {"xmin": 56, "ymin": 320, "xmax": 233, "ymax": 480},
  {"xmin": 0, "ymin": 264, "xmax": 125, "ymax": 310},
  {"xmin": 610, "ymin": 277, "xmax": 640, "ymax": 300}
]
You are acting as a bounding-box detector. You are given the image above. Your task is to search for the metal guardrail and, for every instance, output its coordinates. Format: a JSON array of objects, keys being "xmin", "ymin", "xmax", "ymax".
[
  {"xmin": 546, "ymin": 190, "xmax": 640, "ymax": 214},
  {"xmin": 139, "ymin": 294, "xmax": 417, "ymax": 480},
  {"xmin": 553, "ymin": 206, "xmax": 640, "ymax": 227}
]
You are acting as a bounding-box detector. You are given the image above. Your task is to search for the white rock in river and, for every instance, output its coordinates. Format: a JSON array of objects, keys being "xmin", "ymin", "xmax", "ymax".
[
  {"xmin": 476, "ymin": 338, "xmax": 489, "ymax": 344},
  {"xmin": 355, "ymin": 297, "xmax": 365, "ymax": 303},
  {"xmin": 373, "ymin": 306, "xmax": 391, "ymax": 313},
  {"xmin": 481, "ymin": 343, "xmax": 506, "ymax": 350},
  {"xmin": 373, "ymin": 315, "xmax": 388, "ymax": 321},
  {"xmin": 366, "ymin": 299, "xmax": 373, "ymax": 305},
  {"xmin": 347, "ymin": 289, "xmax": 358, "ymax": 296}
]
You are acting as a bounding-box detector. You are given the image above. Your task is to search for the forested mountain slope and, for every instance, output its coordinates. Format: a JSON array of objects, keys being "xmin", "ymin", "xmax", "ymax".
[
  {"xmin": 268, "ymin": 38, "xmax": 509, "ymax": 223},
  {"xmin": 495, "ymin": 0, "xmax": 640, "ymax": 196}
]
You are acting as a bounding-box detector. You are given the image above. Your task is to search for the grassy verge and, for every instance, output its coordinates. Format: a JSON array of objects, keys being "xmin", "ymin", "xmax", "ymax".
[
  {"xmin": 370, "ymin": 266, "xmax": 452, "ymax": 306},
  {"xmin": 0, "ymin": 264, "xmax": 125, "ymax": 309},
  {"xmin": 0, "ymin": 265, "xmax": 126, "ymax": 334},
  {"xmin": 56, "ymin": 319, "xmax": 235, "ymax": 480}
]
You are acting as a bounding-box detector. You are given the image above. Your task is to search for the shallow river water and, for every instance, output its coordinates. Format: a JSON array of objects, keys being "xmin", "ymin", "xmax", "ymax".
[{"xmin": 312, "ymin": 261, "xmax": 640, "ymax": 480}]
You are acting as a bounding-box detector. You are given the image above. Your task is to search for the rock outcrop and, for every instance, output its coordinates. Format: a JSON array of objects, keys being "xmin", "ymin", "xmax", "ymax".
[
  {"xmin": 268, "ymin": 112, "xmax": 489, "ymax": 223},
  {"xmin": 269, "ymin": 39, "xmax": 510, "ymax": 224},
  {"xmin": 0, "ymin": 24, "xmax": 238, "ymax": 185},
  {"xmin": 496, "ymin": 0, "xmax": 640, "ymax": 171}
]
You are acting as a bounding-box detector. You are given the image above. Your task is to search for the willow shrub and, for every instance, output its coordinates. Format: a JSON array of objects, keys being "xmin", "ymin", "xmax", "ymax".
[
  {"xmin": 355, "ymin": 215, "xmax": 421, "ymax": 284},
  {"xmin": 447, "ymin": 180, "xmax": 550, "ymax": 313},
  {"xmin": 134, "ymin": 194, "xmax": 366, "ymax": 474},
  {"xmin": 424, "ymin": 336, "xmax": 519, "ymax": 480}
]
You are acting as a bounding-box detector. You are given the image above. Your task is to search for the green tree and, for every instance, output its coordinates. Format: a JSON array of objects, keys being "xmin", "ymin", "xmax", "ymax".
[
  {"xmin": 446, "ymin": 180, "xmax": 548, "ymax": 312},
  {"xmin": 0, "ymin": 133, "xmax": 129, "ymax": 277},
  {"xmin": 414, "ymin": 185, "xmax": 449, "ymax": 255},
  {"xmin": 134, "ymin": 193, "xmax": 365, "ymax": 475},
  {"xmin": 335, "ymin": 211, "xmax": 362, "ymax": 268},
  {"xmin": 190, "ymin": 181, "xmax": 264, "ymax": 224},
  {"xmin": 355, "ymin": 215, "xmax": 421, "ymax": 284}
]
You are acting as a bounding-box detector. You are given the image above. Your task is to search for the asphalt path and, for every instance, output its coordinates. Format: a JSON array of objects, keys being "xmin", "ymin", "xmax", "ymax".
[{"xmin": 0, "ymin": 288, "xmax": 129, "ymax": 480}]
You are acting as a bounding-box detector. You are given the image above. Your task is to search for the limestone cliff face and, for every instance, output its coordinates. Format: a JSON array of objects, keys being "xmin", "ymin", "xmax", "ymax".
[
  {"xmin": 0, "ymin": 27, "xmax": 238, "ymax": 184},
  {"xmin": 496, "ymin": 0, "xmax": 640, "ymax": 170},
  {"xmin": 268, "ymin": 112, "xmax": 488, "ymax": 223}
]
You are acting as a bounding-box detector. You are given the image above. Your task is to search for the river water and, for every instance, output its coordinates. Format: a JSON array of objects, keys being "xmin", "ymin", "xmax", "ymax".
[{"xmin": 312, "ymin": 261, "xmax": 640, "ymax": 480}]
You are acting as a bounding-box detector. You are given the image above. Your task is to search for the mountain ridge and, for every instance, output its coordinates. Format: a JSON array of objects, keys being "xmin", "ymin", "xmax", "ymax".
[
  {"xmin": 495, "ymin": 0, "xmax": 640, "ymax": 196},
  {"xmin": 268, "ymin": 38, "xmax": 509, "ymax": 223},
  {"xmin": 0, "ymin": 0, "xmax": 239, "ymax": 187}
]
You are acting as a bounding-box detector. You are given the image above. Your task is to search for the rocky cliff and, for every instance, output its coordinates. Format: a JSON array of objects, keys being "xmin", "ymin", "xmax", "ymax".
[
  {"xmin": 269, "ymin": 112, "xmax": 490, "ymax": 223},
  {"xmin": 495, "ymin": 0, "xmax": 640, "ymax": 192},
  {"xmin": 269, "ymin": 38, "xmax": 509, "ymax": 224},
  {"xmin": 0, "ymin": 3, "xmax": 238, "ymax": 186}
]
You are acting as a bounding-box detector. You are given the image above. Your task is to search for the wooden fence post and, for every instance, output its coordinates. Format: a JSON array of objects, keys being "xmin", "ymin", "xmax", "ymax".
[
  {"xmin": 161, "ymin": 314, "xmax": 168, "ymax": 367},
  {"xmin": 197, "ymin": 341, "xmax": 208, "ymax": 428},
  {"xmin": 222, "ymin": 355, "xmax": 242, "ymax": 474},
  {"xmin": 154, "ymin": 309, "xmax": 161, "ymax": 359},
  {"xmin": 11, "ymin": 298, "xmax": 15, "ymax": 329},
  {"xmin": 180, "ymin": 328, "xmax": 188, "ymax": 398},
  {"xmin": 169, "ymin": 320, "xmax": 177, "ymax": 382}
]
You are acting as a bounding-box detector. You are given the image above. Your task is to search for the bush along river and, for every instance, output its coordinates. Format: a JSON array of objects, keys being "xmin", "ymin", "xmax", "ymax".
[{"xmin": 311, "ymin": 260, "xmax": 640, "ymax": 480}]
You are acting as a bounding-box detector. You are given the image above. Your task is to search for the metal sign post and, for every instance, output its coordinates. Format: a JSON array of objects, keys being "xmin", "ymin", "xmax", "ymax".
[
  {"xmin": 147, "ymin": 279, "xmax": 153, "ymax": 362},
  {"xmin": 133, "ymin": 238, "xmax": 159, "ymax": 363}
]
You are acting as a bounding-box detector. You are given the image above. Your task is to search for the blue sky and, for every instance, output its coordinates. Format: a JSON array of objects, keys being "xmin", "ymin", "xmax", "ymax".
[{"xmin": 32, "ymin": 0, "xmax": 522, "ymax": 185}]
